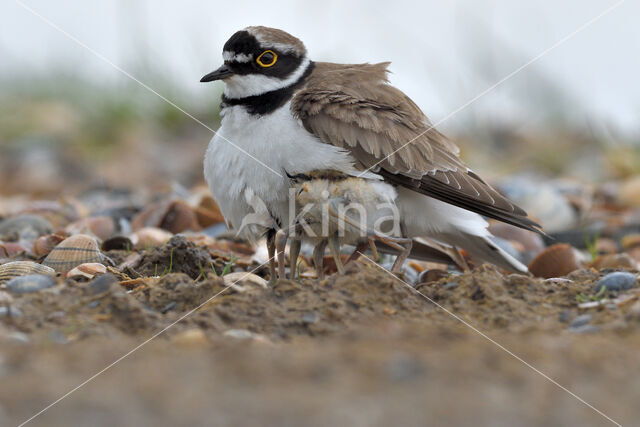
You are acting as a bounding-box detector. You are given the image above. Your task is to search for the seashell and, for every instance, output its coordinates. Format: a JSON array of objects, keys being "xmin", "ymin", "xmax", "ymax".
[
  {"xmin": 528, "ymin": 243, "xmax": 581, "ymax": 279},
  {"xmin": 594, "ymin": 237, "xmax": 618, "ymax": 255},
  {"xmin": 101, "ymin": 235, "xmax": 133, "ymax": 252},
  {"xmin": 33, "ymin": 233, "xmax": 67, "ymax": 257},
  {"xmin": 416, "ymin": 269, "xmax": 449, "ymax": 285},
  {"xmin": 131, "ymin": 200, "xmax": 200, "ymax": 234},
  {"xmin": 590, "ymin": 253, "xmax": 636, "ymax": 270},
  {"xmin": 66, "ymin": 216, "xmax": 116, "ymax": 241},
  {"xmin": 223, "ymin": 272, "xmax": 268, "ymax": 292},
  {"xmin": 621, "ymin": 233, "xmax": 640, "ymax": 250},
  {"xmin": 0, "ymin": 214, "xmax": 53, "ymax": 242},
  {"xmin": 172, "ymin": 329, "xmax": 208, "ymax": 346},
  {"xmin": 130, "ymin": 227, "xmax": 173, "ymax": 249},
  {"xmin": 618, "ymin": 176, "xmax": 640, "ymax": 207},
  {"xmin": 67, "ymin": 262, "xmax": 107, "ymax": 280},
  {"xmin": 0, "ymin": 241, "xmax": 29, "ymax": 258},
  {"xmin": 193, "ymin": 195, "xmax": 225, "ymax": 228},
  {"xmin": 0, "ymin": 261, "xmax": 55, "ymax": 284},
  {"xmin": 6, "ymin": 274, "xmax": 57, "ymax": 294},
  {"xmin": 18, "ymin": 200, "xmax": 85, "ymax": 229},
  {"xmin": 42, "ymin": 234, "xmax": 103, "ymax": 273}
]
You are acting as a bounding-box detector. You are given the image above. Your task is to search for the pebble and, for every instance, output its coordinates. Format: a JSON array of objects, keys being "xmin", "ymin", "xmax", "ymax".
[
  {"xmin": 618, "ymin": 176, "xmax": 640, "ymax": 207},
  {"xmin": 0, "ymin": 306, "xmax": 23, "ymax": 317},
  {"xmin": 223, "ymin": 329, "xmax": 272, "ymax": 345},
  {"xmin": 568, "ymin": 324, "xmax": 599, "ymax": 334},
  {"xmin": 558, "ymin": 310, "xmax": 572, "ymax": 323},
  {"xmin": 528, "ymin": 243, "xmax": 580, "ymax": 279},
  {"xmin": 498, "ymin": 178, "xmax": 577, "ymax": 232},
  {"xmin": 443, "ymin": 281, "xmax": 459, "ymax": 290},
  {"xmin": 301, "ymin": 311, "xmax": 319, "ymax": 324},
  {"xmin": 224, "ymin": 329, "xmax": 254, "ymax": 340},
  {"xmin": 0, "ymin": 214, "xmax": 53, "ymax": 241},
  {"xmin": 385, "ymin": 354, "xmax": 423, "ymax": 382},
  {"xmin": 594, "ymin": 272, "xmax": 637, "ymax": 292},
  {"xmin": 6, "ymin": 274, "xmax": 56, "ymax": 294},
  {"xmin": 172, "ymin": 329, "xmax": 207, "ymax": 346},
  {"xmin": 161, "ymin": 301, "xmax": 177, "ymax": 314},
  {"xmin": 569, "ymin": 314, "xmax": 592, "ymax": 328},
  {"xmin": 47, "ymin": 330, "xmax": 68, "ymax": 344},
  {"xmin": 590, "ymin": 254, "xmax": 636, "ymax": 270},
  {"xmin": 87, "ymin": 274, "xmax": 118, "ymax": 295},
  {"xmin": 7, "ymin": 331, "xmax": 29, "ymax": 343}
]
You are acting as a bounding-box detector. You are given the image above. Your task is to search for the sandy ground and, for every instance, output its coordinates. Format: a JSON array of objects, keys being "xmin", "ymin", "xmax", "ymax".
[{"xmin": 0, "ymin": 259, "xmax": 638, "ymax": 426}]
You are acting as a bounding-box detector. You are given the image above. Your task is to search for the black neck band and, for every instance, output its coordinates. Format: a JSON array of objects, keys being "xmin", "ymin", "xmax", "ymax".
[{"xmin": 221, "ymin": 61, "xmax": 315, "ymax": 116}]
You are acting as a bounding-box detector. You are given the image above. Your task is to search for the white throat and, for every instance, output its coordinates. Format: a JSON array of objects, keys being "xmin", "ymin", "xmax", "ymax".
[{"xmin": 223, "ymin": 57, "xmax": 311, "ymax": 99}]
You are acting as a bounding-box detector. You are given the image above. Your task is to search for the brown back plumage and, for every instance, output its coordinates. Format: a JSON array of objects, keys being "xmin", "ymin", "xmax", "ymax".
[{"xmin": 291, "ymin": 62, "xmax": 541, "ymax": 232}]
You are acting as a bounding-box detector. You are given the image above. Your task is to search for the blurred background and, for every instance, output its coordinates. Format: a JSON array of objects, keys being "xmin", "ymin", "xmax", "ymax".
[{"xmin": 0, "ymin": 0, "xmax": 638, "ymax": 197}]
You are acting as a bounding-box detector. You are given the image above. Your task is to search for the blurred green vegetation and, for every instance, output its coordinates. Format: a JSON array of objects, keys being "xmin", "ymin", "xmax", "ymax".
[
  {"xmin": 0, "ymin": 70, "xmax": 222, "ymax": 161},
  {"xmin": 0, "ymin": 62, "xmax": 639, "ymax": 194}
]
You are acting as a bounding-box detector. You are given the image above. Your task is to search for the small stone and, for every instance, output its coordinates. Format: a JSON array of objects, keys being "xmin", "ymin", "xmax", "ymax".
[
  {"xmin": 528, "ymin": 243, "xmax": 580, "ymax": 279},
  {"xmin": 385, "ymin": 354, "xmax": 423, "ymax": 382},
  {"xmin": 558, "ymin": 310, "xmax": 572, "ymax": 323},
  {"xmin": 621, "ymin": 233, "xmax": 640, "ymax": 250},
  {"xmin": 569, "ymin": 314, "xmax": 592, "ymax": 328},
  {"xmin": 87, "ymin": 301, "xmax": 100, "ymax": 309},
  {"xmin": 0, "ymin": 306, "xmax": 23, "ymax": 317},
  {"xmin": 161, "ymin": 301, "xmax": 177, "ymax": 314},
  {"xmin": 443, "ymin": 281, "xmax": 459, "ymax": 290},
  {"xmin": 595, "ymin": 272, "xmax": 637, "ymax": 292},
  {"xmin": 7, "ymin": 331, "xmax": 29, "ymax": 343},
  {"xmin": 172, "ymin": 329, "xmax": 207, "ymax": 346},
  {"xmin": 301, "ymin": 311, "xmax": 319, "ymax": 324},
  {"xmin": 87, "ymin": 274, "xmax": 118, "ymax": 295},
  {"xmin": 568, "ymin": 324, "xmax": 599, "ymax": 334},
  {"xmin": 6, "ymin": 274, "xmax": 56, "ymax": 294},
  {"xmin": 590, "ymin": 254, "xmax": 636, "ymax": 270},
  {"xmin": 47, "ymin": 330, "xmax": 68, "ymax": 344},
  {"xmin": 224, "ymin": 329, "xmax": 254, "ymax": 340}
]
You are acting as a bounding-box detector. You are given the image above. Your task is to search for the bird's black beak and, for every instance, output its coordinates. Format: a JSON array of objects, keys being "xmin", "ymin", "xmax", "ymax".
[{"xmin": 200, "ymin": 64, "xmax": 234, "ymax": 82}]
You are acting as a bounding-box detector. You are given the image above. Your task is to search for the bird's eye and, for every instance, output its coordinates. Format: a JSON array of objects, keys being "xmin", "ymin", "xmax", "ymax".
[{"xmin": 256, "ymin": 50, "xmax": 277, "ymax": 67}]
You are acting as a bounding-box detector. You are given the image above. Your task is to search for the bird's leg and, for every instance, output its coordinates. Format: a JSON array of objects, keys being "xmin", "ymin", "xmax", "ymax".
[
  {"xmin": 346, "ymin": 241, "xmax": 369, "ymax": 264},
  {"xmin": 266, "ymin": 230, "xmax": 277, "ymax": 285},
  {"xmin": 275, "ymin": 229, "xmax": 289, "ymax": 280},
  {"xmin": 327, "ymin": 233, "xmax": 345, "ymax": 275},
  {"xmin": 371, "ymin": 233, "xmax": 413, "ymax": 273},
  {"xmin": 313, "ymin": 239, "xmax": 328, "ymax": 280},
  {"xmin": 289, "ymin": 237, "xmax": 301, "ymax": 280},
  {"xmin": 450, "ymin": 245, "xmax": 471, "ymax": 272},
  {"xmin": 369, "ymin": 237, "xmax": 379, "ymax": 260},
  {"xmin": 425, "ymin": 240, "xmax": 470, "ymax": 272}
]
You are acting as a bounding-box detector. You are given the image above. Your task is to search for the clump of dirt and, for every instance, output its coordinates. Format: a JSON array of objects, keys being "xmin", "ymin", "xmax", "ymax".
[
  {"xmin": 136, "ymin": 273, "xmax": 227, "ymax": 312},
  {"xmin": 136, "ymin": 235, "xmax": 212, "ymax": 279}
]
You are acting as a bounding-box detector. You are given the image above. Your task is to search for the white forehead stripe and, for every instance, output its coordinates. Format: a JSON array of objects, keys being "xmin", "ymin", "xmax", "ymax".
[
  {"xmin": 222, "ymin": 51, "xmax": 253, "ymax": 63},
  {"xmin": 250, "ymin": 33, "xmax": 300, "ymax": 55}
]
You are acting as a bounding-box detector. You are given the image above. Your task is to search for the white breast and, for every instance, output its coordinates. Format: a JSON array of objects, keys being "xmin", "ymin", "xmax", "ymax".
[{"xmin": 204, "ymin": 102, "xmax": 359, "ymax": 237}]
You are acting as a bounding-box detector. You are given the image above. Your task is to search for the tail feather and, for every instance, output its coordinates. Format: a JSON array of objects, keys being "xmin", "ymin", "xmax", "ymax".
[{"xmin": 457, "ymin": 233, "xmax": 528, "ymax": 273}]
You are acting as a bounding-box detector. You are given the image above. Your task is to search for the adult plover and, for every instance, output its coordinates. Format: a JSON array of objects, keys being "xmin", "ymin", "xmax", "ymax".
[{"xmin": 201, "ymin": 26, "xmax": 541, "ymax": 279}]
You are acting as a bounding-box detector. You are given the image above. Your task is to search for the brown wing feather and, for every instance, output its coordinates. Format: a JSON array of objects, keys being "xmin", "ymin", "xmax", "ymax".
[{"xmin": 291, "ymin": 62, "xmax": 541, "ymax": 233}]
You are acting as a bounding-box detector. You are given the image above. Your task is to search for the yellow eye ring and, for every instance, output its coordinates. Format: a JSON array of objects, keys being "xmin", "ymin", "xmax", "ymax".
[{"xmin": 256, "ymin": 50, "xmax": 278, "ymax": 67}]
